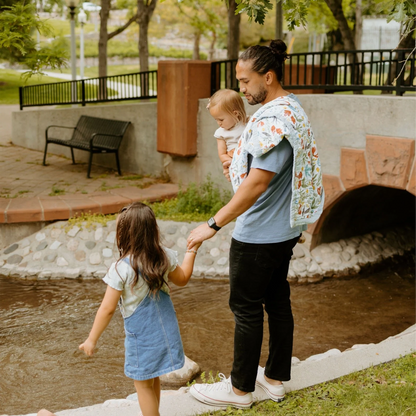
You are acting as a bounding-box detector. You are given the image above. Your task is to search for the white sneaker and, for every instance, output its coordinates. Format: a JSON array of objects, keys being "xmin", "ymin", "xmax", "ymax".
[
  {"xmin": 189, "ymin": 373, "xmax": 253, "ymax": 409},
  {"xmin": 256, "ymin": 366, "xmax": 285, "ymax": 402}
]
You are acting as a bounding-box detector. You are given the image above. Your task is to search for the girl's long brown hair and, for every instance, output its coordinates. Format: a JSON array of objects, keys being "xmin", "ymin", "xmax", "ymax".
[{"xmin": 116, "ymin": 202, "xmax": 169, "ymax": 293}]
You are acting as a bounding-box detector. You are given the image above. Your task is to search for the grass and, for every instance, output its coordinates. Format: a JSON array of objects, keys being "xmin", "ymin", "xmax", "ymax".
[
  {"xmin": 199, "ymin": 354, "xmax": 416, "ymax": 416},
  {"xmin": 0, "ymin": 69, "xmax": 64, "ymax": 105},
  {"xmin": 150, "ymin": 177, "xmax": 232, "ymax": 222},
  {"xmin": 47, "ymin": 64, "xmax": 158, "ymax": 79}
]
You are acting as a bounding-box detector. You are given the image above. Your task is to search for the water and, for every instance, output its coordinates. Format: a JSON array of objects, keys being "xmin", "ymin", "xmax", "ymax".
[{"xmin": 0, "ymin": 255, "xmax": 414, "ymax": 415}]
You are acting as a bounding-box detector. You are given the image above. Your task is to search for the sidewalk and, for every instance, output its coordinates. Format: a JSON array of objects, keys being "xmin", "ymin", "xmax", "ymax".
[{"xmin": 0, "ymin": 144, "xmax": 178, "ymax": 223}]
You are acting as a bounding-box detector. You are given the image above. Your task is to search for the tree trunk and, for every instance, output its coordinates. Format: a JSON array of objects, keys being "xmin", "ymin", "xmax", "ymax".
[
  {"xmin": 227, "ymin": 0, "xmax": 240, "ymax": 60},
  {"xmin": 137, "ymin": 0, "xmax": 157, "ymax": 73},
  {"xmin": 208, "ymin": 31, "xmax": 217, "ymax": 60},
  {"xmin": 193, "ymin": 31, "xmax": 201, "ymax": 60},
  {"xmin": 275, "ymin": 0, "xmax": 283, "ymax": 40},
  {"xmin": 98, "ymin": 0, "xmax": 110, "ymax": 99},
  {"xmin": 324, "ymin": 0, "xmax": 355, "ymax": 51},
  {"xmin": 355, "ymin": 0, "xmax": 362, "ymax": 49}
]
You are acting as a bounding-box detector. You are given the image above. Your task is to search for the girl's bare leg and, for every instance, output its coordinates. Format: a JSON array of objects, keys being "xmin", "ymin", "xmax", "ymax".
[
  {"xmin": 134, "ymin": 378, "xmax": 160, "ymax": 416},
  {"xmin": 37, "ymin": 411, "xmax": 55, "ymax": 416}
]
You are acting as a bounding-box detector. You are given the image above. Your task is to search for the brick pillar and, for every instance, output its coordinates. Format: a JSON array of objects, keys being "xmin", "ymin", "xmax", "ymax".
[{"xmin": 157, "ymin": 60, "xmax": 212, "ymax": 157}]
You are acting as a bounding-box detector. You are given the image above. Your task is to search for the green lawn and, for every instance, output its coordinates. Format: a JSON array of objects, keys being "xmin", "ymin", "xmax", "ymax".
[
  {"xmin": 0, "ymin": 69, "xmax": 64, "ymax": 105},
  {"xmin": 200, "ymin": 354, "xmax": 416, "ymax": 416},
  {"xmin": 47, "ymin": 64, "xmax": 158, "ymax": 79}
]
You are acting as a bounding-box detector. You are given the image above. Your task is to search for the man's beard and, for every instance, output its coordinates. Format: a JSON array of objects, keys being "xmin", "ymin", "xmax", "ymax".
[{"xmin": 248, "ymin": 85, "xmax": 268, "ymax": 105}]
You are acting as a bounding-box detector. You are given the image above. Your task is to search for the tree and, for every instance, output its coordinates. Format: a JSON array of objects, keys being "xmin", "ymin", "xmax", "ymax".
[
  {"xmin": 98, "ymin": 0, "xmax": 138, "ymax": 78},
  {"xmin": 174, "ymin": 0, "xmax": 223, "ymax": 60},
  {"xmin": 0, "ymin": 1, "xmax": 68, "ymax": 79},
  {"xmin": 227, "ymin": 0, "xmax": 240, "ymax": 59},
  {"xmin": 137, "ymin": 0, "xmax": 157, "ymax": 72}
]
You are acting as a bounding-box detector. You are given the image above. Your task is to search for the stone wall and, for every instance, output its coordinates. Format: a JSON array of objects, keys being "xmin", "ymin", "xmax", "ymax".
[{"xmin": 0, "ymin": 220, "xmax": 413, "ymax": 283}]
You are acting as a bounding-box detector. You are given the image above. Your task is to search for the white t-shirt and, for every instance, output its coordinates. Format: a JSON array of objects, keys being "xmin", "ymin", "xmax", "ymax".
[
  {"xmin": 214, "ymin": 122, "xmax": 246, "ymax": 153},
  {"xmin": 103, "ymin": 247, "xmax": 179, "ymax": 318}
]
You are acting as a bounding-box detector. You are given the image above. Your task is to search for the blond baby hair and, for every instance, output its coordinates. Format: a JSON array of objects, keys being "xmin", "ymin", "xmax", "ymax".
[{"xmin": 208, "ymin": 89, "xmax": 247, "ymax": 125}]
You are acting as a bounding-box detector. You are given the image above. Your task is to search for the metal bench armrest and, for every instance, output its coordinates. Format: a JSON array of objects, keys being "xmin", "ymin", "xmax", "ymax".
[
  {"xmin": 90, "ymin": 132, "xmax": 123, "ymax": 148},
  {"xmin": 46, "ymin": 125, "xmax": 76, "ymax": 140}
]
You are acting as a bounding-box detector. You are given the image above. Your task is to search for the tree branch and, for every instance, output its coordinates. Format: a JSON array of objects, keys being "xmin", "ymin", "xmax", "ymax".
[{"xmin": 108, "ymin": 14, "xmax": 138, "ymax": 40}]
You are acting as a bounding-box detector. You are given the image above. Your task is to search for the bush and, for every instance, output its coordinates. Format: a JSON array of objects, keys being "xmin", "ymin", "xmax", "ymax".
[{"xmin": 150, "ymin": 177, "xmax": 231, "ymax": 222}]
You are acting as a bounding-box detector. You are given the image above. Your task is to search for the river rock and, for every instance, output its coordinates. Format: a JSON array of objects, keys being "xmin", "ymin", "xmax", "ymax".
[
  {"xmin": 89, "ymin": 252, "xmax": 102, "ymax": 265},
  {"xmin": 33, "ymin": 251, "xmax": 42, "ymax": 260},
  {"xmin": 36, "ymin": 241, "xmax": 48, "ymax": 251},
  {"xmin": 95, "ymin": 228, "xmax": 103, "ymax": 241},
  {"xmin": 102, "ymin": 248, "xmax": 113, "ymax": 258},
  {"xmin": 164, "ymin": 239, "xmax": 175, "ymax": 248},
  {"xmin": 75, "ymin": 250, "xmax": 86, "ymax": 262},
  {"xmin": 35, "ymin": 232, "xmax": 46, "ymax": 242},
  {"xmin": 307, "ymin": 262, "xmax": 321, "ymax": 275},
  {"xmin": 57, "ymin": 257, "xmax": 69, "ymax": 267},
  {"xmin": 217, "ymin": 257, "xmax": 228, "ymax": 266},
  {"xmin": 293, "ymin": 245, "xmax": 305, "ymax": 258},
  {"xmin": 7, "ymin": 254, "xmax": 23, "ymax": 264},
  {"xmin": 4, "ymin": 244, "xmax": 18, "ymax": 255},
  {"xmin": 292, "ymin": 259, "xmax": 307, "ymax": 273},
  {"xmin": 341, "ymin": 251, "xmax": 351, "ymax": 262},
  {"xmin": 67, "ymin": 226, "xmax": 80, "ymax": 237},
  {"xmin": 79, "ymin": 229, "xmax": 90, "ymax": 240},
  {"xmin": 176, "ymin": 237, "xmax": 187, "ymax": 249},
  {"xmin": 210, "ymin": 248, "xmax": 220, "ymax": 257},
  {"xmin": 180, "ymin": 225, "xmax": 188, "ymax": 235},
  {"xmin": 67, "ymin": 239, "xmax": 79, "ymax": 251},
  {"xmin": 44, "ymin": 254, "xmax": 57, "ymax": 263},
  {"xmin": 50, "ymin": 228, "xmax": 62, "ymax": 239},
  {"xmin": 160, "ymin": 356, "xmax": 200, "ymax": 387},
  {"xmin": 106, "ymin": 231, "xmax": 116, "ymax": 244},
  {"xmin": 329, "ymin": 242, "xmax": 343, "ymax": 252},
  {"xmin": 50, "ymin": 241, "xmax": 62, "ymax": 250},
  {"xmin": 85, "ymin": 241, "xmax": 96, "ymax": 250}
]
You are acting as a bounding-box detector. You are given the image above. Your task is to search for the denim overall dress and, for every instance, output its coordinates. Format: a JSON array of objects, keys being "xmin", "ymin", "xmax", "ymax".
[{"xmin": 122, "ymin": 258, "xmax": 185, "ymax": 381}]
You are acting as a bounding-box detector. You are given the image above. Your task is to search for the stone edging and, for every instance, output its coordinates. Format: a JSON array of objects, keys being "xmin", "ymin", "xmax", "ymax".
[{"xmin": 0, "ymin": 220, "xmax": 414, "ymax": 282}]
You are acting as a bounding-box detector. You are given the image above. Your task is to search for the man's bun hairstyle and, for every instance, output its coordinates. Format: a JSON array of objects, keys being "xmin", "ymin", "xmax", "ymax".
[{"xmin": 238, "ymin": 39, "xmax": 288, "ymax": 83}]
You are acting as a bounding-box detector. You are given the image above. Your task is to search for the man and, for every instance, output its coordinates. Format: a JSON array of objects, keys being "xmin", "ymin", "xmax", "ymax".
[{"xmin": 187, "ymin": 39, "xmax": 324, "ymax": 409}]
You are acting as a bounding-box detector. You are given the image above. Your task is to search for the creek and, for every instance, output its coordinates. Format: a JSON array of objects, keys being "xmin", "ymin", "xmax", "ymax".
[{"xmin": 0, "ymin": 254, "xmax": 414, "ymax": 415}]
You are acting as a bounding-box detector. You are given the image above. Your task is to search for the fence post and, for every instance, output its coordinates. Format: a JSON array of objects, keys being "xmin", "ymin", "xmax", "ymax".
[
  {"xmin": 19, "ymin": 87, "xmax": 23, "ymax": 110},
  {"xmin": 395, "ymin": 50, "xmax": 405, "ymax": 96},
  {"xmin": 81, "ymin": 80, "xmax": 86, "ymax": 106}
]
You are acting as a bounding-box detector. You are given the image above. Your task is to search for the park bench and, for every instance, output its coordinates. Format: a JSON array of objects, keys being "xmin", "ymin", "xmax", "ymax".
[{"xmin": 43, "ymin": 115, "xmax": 131, "ymax": 178}]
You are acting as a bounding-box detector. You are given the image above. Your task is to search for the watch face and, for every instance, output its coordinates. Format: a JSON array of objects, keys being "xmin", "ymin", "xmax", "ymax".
[{"xmin": 208, "ymin": 217, "xmax": 215, "ymax": 227}]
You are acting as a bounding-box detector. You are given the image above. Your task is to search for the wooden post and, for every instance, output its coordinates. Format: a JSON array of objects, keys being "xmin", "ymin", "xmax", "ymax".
[{"xmin": 157, "ymin": 60, "xmax": 212, "ymax": 157}]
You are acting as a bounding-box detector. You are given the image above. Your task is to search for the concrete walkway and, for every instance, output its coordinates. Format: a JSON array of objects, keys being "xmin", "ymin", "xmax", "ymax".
[{"xmin": 0, "ymin": 144, "xmax": 178, "ymax": 224}]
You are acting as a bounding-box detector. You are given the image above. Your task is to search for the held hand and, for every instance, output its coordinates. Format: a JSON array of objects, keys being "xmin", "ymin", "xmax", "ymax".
[
  {"xmin": 79, "ymin": 338, "xmax": 97, "ymax": 357},
  {"xmin": 222, "ymin": 160, "xmax": 231, "ymax": 182},
  {"xmin": 187, "ymin": 223, "xmax": 216, "ymax": 249}
]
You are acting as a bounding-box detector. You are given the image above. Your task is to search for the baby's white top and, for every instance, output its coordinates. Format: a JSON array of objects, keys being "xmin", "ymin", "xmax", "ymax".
[
  {"xmin": 103, "ymin": 247, "xmax": 179, "ymax": 318},
  {"xmin": 214, "ymin": 122, "xmax": 246, "ymax": 152}
]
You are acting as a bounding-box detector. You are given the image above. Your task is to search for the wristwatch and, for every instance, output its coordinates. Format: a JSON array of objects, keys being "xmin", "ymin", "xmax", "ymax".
[{"xmin": 207, "ymin": 217, "xmax": 221, "ymax": 231}]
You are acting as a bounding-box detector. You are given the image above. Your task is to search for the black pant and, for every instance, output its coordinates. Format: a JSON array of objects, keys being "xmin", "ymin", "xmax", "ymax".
[{"xmin": 229, "ymin": 236, "xmax": 299, "ymax": 392}]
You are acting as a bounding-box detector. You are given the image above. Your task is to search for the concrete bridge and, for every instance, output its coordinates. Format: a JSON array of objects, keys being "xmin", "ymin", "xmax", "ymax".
[{"xmin": 11, "ymin": 94, "xmax": 416, "ymax": 249}]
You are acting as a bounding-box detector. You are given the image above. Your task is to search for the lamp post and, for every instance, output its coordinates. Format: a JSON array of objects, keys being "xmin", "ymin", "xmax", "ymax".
[
  {"xmin": 65, "ymin": 0, "xmax": 80, "ymax": 82},
  {"xmin": 78, "ymin": 9, "xmax": 87, "ymax": 80}
]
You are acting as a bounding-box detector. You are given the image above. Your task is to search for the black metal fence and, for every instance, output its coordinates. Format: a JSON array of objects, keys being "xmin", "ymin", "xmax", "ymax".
[
  {"xmin": 210, "ymin": 48, "xmax": 416, "ymax": 96},
  {"xmin": 19, "ymin": 49, "xmax": 415, "ymax": 109},
  {"xmin": 19, "ymin": 70, "xmax": 157, "ymax": 110}
]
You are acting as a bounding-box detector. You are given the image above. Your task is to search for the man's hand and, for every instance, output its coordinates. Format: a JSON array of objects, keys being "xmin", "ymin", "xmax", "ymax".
[
  {"xmin": 222, "ymin": 160, "xmax": 231, "ymax": 182},
  {"xmin": 187, "ymin": 223, "xmax": 217, "ymax": 249}
]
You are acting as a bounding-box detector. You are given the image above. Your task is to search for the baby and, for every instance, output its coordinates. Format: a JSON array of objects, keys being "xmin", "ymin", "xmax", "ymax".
[{"xmin": 207, "ymin": 89, "xmax": 247, "ymax": 166}]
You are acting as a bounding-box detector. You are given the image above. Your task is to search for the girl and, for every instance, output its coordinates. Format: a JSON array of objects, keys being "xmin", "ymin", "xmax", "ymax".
[
  {"xmin": 79, "ymin": 202, "xmax": 201, "ymax": 416},
  {"xmin": 207, "ymin": 89, "xmax": 247, "ymax": 166}
]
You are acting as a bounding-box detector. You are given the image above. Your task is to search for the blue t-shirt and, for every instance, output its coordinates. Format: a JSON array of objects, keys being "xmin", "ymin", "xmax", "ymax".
[{"xmin": 232, "ymin": 139, "xmax": 306, "ymax": 244}]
